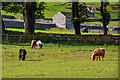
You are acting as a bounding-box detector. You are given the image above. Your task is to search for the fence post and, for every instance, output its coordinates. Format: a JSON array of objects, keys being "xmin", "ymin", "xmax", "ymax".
[
  {"xmin": 20, "ymin": 35, "xmax": 22, "ymax": 42},
  {"xmin": 33, "ymin": 35, "xmax": 34, "ymax": 40},
  {"xmin": 6, "ymin": 34, "xmax": 8, "ymax": 41}
]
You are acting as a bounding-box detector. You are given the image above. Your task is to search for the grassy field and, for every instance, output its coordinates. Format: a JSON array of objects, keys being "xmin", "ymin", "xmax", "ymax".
[{"xmin": 2, "ymin": 42, "xmax": 118, "ymax": 78}]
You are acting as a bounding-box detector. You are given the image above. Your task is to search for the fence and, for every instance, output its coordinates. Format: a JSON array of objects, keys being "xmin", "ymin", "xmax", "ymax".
[{"xmin": 2, "ymin": 34, "xmax": 120, "ymax": 45}]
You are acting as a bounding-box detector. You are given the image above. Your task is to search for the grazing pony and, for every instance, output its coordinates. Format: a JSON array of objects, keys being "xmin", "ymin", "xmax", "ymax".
[
  {"xmin": 36, "ymin": 40, "xmax": 43, "ymax": 49},
  {"xmin": 31, "ymin": 40, "xmax": 37, "ymax": 49},
  {"xmin": 91, "ymin": 48, "xmax": 105, "ymax": 61},
  {"xmin": 19, "ymin": 49, "xmax": 27, "ymax": 61}
]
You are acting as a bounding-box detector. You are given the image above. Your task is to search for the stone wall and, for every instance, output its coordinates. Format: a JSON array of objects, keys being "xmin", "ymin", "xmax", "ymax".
[
  {"xmin": 2, "ymin": 34, "xmax": 120, "ymax": 45},
  {"xmin": 3, "ymin": 19, "xmax": 55, "ymax": 29},
  {"xmin": 2, "ymin": 15, "xmax": 120, "ymax": 34}
]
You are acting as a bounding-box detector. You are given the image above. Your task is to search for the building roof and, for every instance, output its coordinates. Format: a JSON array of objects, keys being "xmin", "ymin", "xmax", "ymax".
[{"xmin": 60, "ymin": 11, "xmax": 72, "ymax": 18}]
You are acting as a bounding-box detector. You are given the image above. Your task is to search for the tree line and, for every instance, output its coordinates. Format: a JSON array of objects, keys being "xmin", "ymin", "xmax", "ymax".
[{"xmin": 2, "ymin": 1, "xmax": 110, "ymax": 35}]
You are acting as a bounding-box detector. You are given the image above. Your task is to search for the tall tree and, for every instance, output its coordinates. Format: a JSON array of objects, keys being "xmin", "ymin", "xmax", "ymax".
[
  {"xmin": 2, "ymin": 2, "xmax": 46, "ymax": 34},
  {"xmin": 72, "ymin": 2, "xmax": 81, "ymax": 35},
  {"xmin": 72, "ymin": 2, "xmax": 89, "ymax": 35},
  {"xmin": 100, "ymin": 1, "xmax": 110, "ymax": 35}
]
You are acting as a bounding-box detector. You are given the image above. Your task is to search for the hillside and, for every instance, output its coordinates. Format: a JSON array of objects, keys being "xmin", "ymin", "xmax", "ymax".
[{"xmin": 1, "ymin": 2, "xmax": 119, "ymax": 19}]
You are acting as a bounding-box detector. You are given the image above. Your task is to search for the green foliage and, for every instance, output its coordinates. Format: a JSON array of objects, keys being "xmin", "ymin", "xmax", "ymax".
[
  {"xmin": 35, "ymin": 2, "xmax": 46, "ymax": 18},
  {"xmin": 72, "ymin": 3, "xmax": 90, "ymax": 23},
  {"xmin": 100, "ymin": 2, "xmax": 111, "ymax": 26},
  {"xmin": 2, "ymin": 2, "xmax": 46, "ymax": 19},
  {"xmin": 2, "ymin": 2, "xmax": 22, "ymax": 13},
  {"xmin": 78, "ymin": 3, "xmax": 90, "ymax": 22}
]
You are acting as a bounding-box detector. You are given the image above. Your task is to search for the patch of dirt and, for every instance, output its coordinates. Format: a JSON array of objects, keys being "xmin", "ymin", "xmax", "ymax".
[
  {"xmin": 60, "ymin": 53, "xmax": 68, "ymax": 55},
  {"xmin": 33, "ymin": 74, "xmax": 47, "ymax": 76},
  {"xmin": 10, "ymin": 55, "xmax": 15, "ymax": 57},
  {"xmin": 28, "ymin": 51, "xmax": 36, "ymax": 54},
  {"xmin": 4, "ymin": 52, "xmax": 13, "ymax": 54}
]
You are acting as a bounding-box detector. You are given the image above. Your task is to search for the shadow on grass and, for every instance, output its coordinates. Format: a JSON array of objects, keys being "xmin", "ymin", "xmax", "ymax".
[{"xmin": 26, "ymin": 60, "xmax": 43, "ymax": 61}]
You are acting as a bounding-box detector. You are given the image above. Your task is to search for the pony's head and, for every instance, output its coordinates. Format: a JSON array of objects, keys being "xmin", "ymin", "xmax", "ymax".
[{"xmin": 91, "ymin": 55, "xmax": 95, "ymax": 61}]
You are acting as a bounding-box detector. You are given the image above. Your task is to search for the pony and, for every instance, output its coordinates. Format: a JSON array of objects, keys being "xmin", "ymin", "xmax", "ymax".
[
  {"xmin": 19, "ymin": 49, "xmax": 27, "ymax": 61},
  {"xmin": 31, "ymin": 40, "xmax": 37, "ymax": 49},
  {"xmin": 36, "ymin": 40, "xmax": 43, "ymax": 49},
  {"xmin": 91, "ymin": 48, "xmax": 105, "ymax": 61}
]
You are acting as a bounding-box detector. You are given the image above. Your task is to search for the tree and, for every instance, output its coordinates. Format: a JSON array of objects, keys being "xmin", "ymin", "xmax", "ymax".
[
  {"xmin": 2, "ymin": 19, "xmax": 6, "ymax": 34},
  {"xmin": 21, "ymin": 2, "xmax": 36, "ymax": 34},
  {"xmin": 100, "ymin": 1, "xmax": 110, "ymax": 35},
  {"xmin": 72, "ymin": 2, "xmax": 81, "ymax": 35},
  {"xmin": 72, "ymin": 2, "xmax": 89, "ymax": 35},
  {"xmin": 0, "ymin": 4, "xmax": 6, "ymax": 34},
  {"xmin": 2, "ymin": 2, "xmax": 46, "ymax": 34}
]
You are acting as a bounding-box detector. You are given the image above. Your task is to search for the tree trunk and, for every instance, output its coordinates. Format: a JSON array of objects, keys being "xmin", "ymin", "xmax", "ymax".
[
  {"xmin": 72, "ymin": 2, "xmax": 75, "ymax": 19},
  {"xmin": 73, "ymin": 21, "xmax": 81, "ymax": 35},
  {"xmin": 2, "ymin": 19, "xmax": 6, "ymax": 34},
  {"xmin": 22, "ymin": 2, "xmax": 36, "ymax": 34},
  {"xmin": 72, "ymin": 2, "xmax": 81, "ymax": 35},
  {"xmin": 75, "ymin": 2, "xmax": 79, "ymax": 18},
  {"xmin": 100, "ymin": 2, "xmax": 107, "ymax": 35}
]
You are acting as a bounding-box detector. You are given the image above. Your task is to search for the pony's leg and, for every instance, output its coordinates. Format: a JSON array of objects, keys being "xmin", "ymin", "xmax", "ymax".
[
  {"xmin": 38, "ymin": 45, "xmax": 39, "ymax": 49},
  {"xmin": 102, "ymin": 56, "xmax": 103, "ymax": 60},
  {"xmin": 40, "ymin": 44, "xmax": 42, "ymax": 49},
  {"xmin": 99, "ymin": 56, "xmax": 101, "ymax": 61},
  {"xmin": 33, "ymin": 45, "xmax": 34, "ymax": 48},
  {"xmin": 31, "ymin": 43, "xmax": 33, "ymax": 49},
  {"xmin": 22, "ymin": 55, "xmax": 26, "ymax": 61},
  {"xmin": 33, "ymin": 45, "xmax": 36, "ymax": 49},
  {"xmin": 96, "ymin": 56, "xmax": 98, "ymax": 61},
  {"xmin": 19, "ymin": 54, "xmax": 22, "ymax": 60}
]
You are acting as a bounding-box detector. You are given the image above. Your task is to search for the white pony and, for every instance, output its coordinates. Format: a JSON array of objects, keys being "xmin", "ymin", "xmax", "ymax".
[{"xmin": 36, "ymin": 40, "xmax": 43, "ymax": 49}]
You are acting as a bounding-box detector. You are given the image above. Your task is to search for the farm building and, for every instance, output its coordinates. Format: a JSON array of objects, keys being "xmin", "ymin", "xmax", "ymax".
[
  {"xmin": 53, "ymin": 11, "xmax": 74, "ymax": 29},
  {"xmin": 52, "ymin": 7, "xmax": 95, "ymax": 29}
]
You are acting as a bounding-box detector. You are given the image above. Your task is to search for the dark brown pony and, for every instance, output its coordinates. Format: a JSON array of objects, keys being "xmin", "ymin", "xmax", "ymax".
[
  {"xmin": 19, "ymin": 49, "xmax": 27, "ymax": 61},
  {"xmin": 31, "ymin": 40, "xmax": 37, "ymax": 49},
  {"xmin": 91, "ymin": 48, "xmax": 105, "ymax": 61}
]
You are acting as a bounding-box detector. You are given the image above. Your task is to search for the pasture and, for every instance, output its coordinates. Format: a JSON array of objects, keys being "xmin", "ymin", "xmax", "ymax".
[{"xmin": 2, "ymin": 43, "xmax": 118, "ymax": 78}]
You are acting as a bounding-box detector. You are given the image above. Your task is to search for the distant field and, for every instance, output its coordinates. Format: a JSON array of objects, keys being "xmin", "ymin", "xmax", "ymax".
[
  {"xmin": 85, "ymin": 21, "xmax": 119, "ymax": 26},
  {"xmin": 2, "ymin": 43, "xmax": 118, "ymax": 78},
  {"xmin": 5, "ymin": 28, "xmax": 120, "ymax": 36},
  {"xmin": 1, "ymin": 2, "xmax": 119, "ymax": 18}
]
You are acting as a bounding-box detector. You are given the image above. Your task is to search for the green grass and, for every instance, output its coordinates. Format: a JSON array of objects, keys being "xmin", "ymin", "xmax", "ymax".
[
  {"xmin": 85, "ymin": 21, "xmax": 119, "ymax": 26},
  {"xmin": 44, "ymin": 2, "xmax": 72, "ymax": 18},
  {"xmin": 2, "ymin": 43, "xmax": 118, "ymax": 78},
  {"xmin": 1, "ymin": 10, "xmax": 23, "ymax": 17},
  {"xmin": 5, "ymin": 28, "xmax": 120, "ymax": 36}
]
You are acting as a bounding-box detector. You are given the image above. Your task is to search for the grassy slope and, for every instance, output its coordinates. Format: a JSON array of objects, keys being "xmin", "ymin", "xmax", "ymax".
[
  {"xmin": 44, "ymin": 2, "xmax": 72, "ymax": 18},
  {"xmin": 2, "ymin": 44, "xmax": 118, "ymax": 78},
  {"xmin": 1, "ymin": 2, "xmax": 119, "ymax": 19}
]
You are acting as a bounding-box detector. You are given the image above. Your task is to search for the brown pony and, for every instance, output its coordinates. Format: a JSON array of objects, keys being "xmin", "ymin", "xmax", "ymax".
[
  {"xmin": 19, "ymin": 49, "xmax": 27, "ymax": 61},
  {"xmin": 91, "ymin": 48, "xmax": 105, "ymax": 61},
  {"xmin": 31, "ymin": 40, "xmax": 37, "ymax": 49}
]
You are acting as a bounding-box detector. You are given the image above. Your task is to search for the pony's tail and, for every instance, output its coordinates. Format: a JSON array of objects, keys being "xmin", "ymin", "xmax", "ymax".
[{"xmin": 102, "ymin": 48, "xmax": 105, "ymax": 58}]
